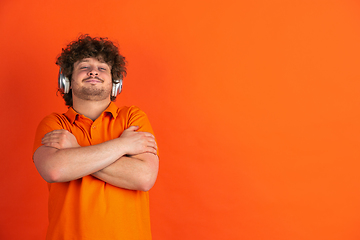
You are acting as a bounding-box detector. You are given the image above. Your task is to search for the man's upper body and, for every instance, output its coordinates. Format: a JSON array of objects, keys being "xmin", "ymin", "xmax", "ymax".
[{"xmin": 33, "ymin": 35, "xmax": 159, "ymax": 240}]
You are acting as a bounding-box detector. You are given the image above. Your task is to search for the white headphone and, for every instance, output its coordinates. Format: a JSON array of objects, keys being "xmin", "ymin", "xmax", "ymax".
[{"xmin": 58, "ymin": 68, "xmax": 123, "ymax": 97}]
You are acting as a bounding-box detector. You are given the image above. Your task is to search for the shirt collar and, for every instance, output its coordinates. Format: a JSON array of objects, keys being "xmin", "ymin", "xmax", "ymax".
[
  {"xmin": 104, "ymin": 102, "xmax": 120, "ymax": 119},
  {"xmin": 65, "ymin": 102, "xmax": 120, "ymax": 123}
]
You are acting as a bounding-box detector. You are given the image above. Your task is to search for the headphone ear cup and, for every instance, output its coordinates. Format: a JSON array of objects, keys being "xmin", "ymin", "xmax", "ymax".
[
  {"xmin": 58, "ymin": 68, "xmax": 70, "ymax": 94},
  {"xmin": 112, "ymin": 79, "xmax": 123, "ymax": 97}
]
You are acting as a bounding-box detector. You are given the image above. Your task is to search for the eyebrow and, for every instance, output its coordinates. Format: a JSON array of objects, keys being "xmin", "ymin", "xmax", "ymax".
[
  {"xmin": 78, "ymin": 59, "xmax": 91, "ymax": 63},
  {"xmin": 77, "ymin": 58, "xmax": 107, "ymax": 64},
  {"xmin": 74, "ymin": 58, "xmax": 112, "ymax": 71}
]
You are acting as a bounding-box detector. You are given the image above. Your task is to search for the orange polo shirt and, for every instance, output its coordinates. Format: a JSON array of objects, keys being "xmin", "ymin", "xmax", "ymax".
[{"xmin": 33, "ymin": 102, "xmax": 156, "ymax": 240}]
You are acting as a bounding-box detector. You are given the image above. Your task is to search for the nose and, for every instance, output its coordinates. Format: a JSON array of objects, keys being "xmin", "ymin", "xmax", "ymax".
[{"xmin": 88, "ymin": 67, "xmax": 98, "ymax": 77}]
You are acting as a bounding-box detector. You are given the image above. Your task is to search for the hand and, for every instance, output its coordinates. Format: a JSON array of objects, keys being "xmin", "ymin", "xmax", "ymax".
[
  {"xmin": 119, "ymin": 126, "xmax": 158, "ymax": 156},
  {"xmin": 41, "ymin": 130, "xmax": 80, "ymax": 149}
]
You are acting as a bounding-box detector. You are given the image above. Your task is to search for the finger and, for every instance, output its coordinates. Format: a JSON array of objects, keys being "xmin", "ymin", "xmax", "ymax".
[
  {"xmin": 147, "ymin": 140, "xmax": 157, "ymax": 150},
  {"xmin": 43, "ymin": 130, "xmax": 70, "ymax": 140},
  {"xmin": 42, "ymin": 134, "xmax": 60, "ymax": 142},
  {"xmin": 148, "ymin": 146, "xmax": 158, "ymax": 155},
  {"xmin": 42, "ymin": 141, "xmax": 61, "ymax": 149},
  {"xmin": 41, "ymin": 136, "xmax": 52, "ymax": 143},
  {"xmin": 126, "ymin": 125, "xmax": 139, "ymax": 131},
  {"xmin": 41, "ymin": 138, "xmax": 59, "ymax": 144},
  {"xmin": 41, "ymin": 134, "xmax": 60, "ymax": 143},
  {"xmin": 147, "ymin": 137, "xmax": 157, "ymax": 146},
  {"xmin": 44, "ymin": 129, "xmax": 68, "ymax": 136},
  {"xmin": 144, "ymin": 132, "xmax": 155, "ymax": 139},
  {"xmin": 42, "ymin": 132, "xmax": 66, "ymax": 143},
  {"xmin": 149, "ymin": 138, "xmax": 157, "ymax": 146},
  {"xmin": 137, "ymin": 131, "xmax": 154, "ymax": 137},
  {"xmin": 42, "ymin": 141, "xmax": 55, "ymax": 146}
]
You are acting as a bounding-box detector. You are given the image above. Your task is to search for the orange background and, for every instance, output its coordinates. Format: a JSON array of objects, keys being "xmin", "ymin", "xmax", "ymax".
[{"xmin": 1, "ymin": 0, "xmax": 360, "ymax": 239}]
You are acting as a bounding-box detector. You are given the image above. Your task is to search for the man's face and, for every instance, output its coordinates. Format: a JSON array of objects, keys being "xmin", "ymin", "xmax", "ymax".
[{"xmin": 71, "ymin": 57, "xmax": 112, "ymax": 102}]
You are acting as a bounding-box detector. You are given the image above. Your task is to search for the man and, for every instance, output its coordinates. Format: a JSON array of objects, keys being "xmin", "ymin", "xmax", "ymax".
[{"xmin": 33, "ymin": 35, "xmax": 159, "ymax": 240}]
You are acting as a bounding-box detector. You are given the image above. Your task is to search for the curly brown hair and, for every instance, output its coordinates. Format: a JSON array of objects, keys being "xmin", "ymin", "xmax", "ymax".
[{"xmin": 56, "ymin": 35, "xmax": 127, "ymax": 107}]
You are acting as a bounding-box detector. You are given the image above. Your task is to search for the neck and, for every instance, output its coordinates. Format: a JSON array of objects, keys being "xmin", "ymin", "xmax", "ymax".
[{"xmin": 72, "ymin": 96, "xmax": 111, "ymax": 121}]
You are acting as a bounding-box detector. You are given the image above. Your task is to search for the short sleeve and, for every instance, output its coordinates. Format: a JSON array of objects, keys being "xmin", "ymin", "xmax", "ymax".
[
  {"xmin": 127, "ymin": 106, "xmax": 159, "ymax": 155},
  {"xmin": 32, "ymin": 114, "xmax": 66, "ymax": 158},
  {"xmin": 127, "ymin": 106, "xmax": 154, "ymax": 134}
]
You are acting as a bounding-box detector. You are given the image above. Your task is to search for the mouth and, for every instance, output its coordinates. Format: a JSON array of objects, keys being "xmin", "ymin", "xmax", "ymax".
[{"xmin": 83, "ymin": 77, "xmax": 104, "ymax": 83}]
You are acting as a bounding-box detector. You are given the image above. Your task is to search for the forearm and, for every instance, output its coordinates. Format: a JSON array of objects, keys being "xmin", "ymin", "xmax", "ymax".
[
  {"xmin": 91, "ymin": 153, "xmax": 159, "ymax": 191},
  {"xmin": 33, "ymin": 138, "xmax": 126, "ymax": 183}
]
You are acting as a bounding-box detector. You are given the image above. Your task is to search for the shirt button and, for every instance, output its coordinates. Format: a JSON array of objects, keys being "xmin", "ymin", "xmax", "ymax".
[{"xmin": 92, "ymin": 126, "xmax": 96, "ymax": 129}]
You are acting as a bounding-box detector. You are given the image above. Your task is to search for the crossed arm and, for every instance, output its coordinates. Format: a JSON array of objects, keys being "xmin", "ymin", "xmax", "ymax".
[{"xmin": 33, "ymin": 126, "xmax": 159, "ymax": 191}]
